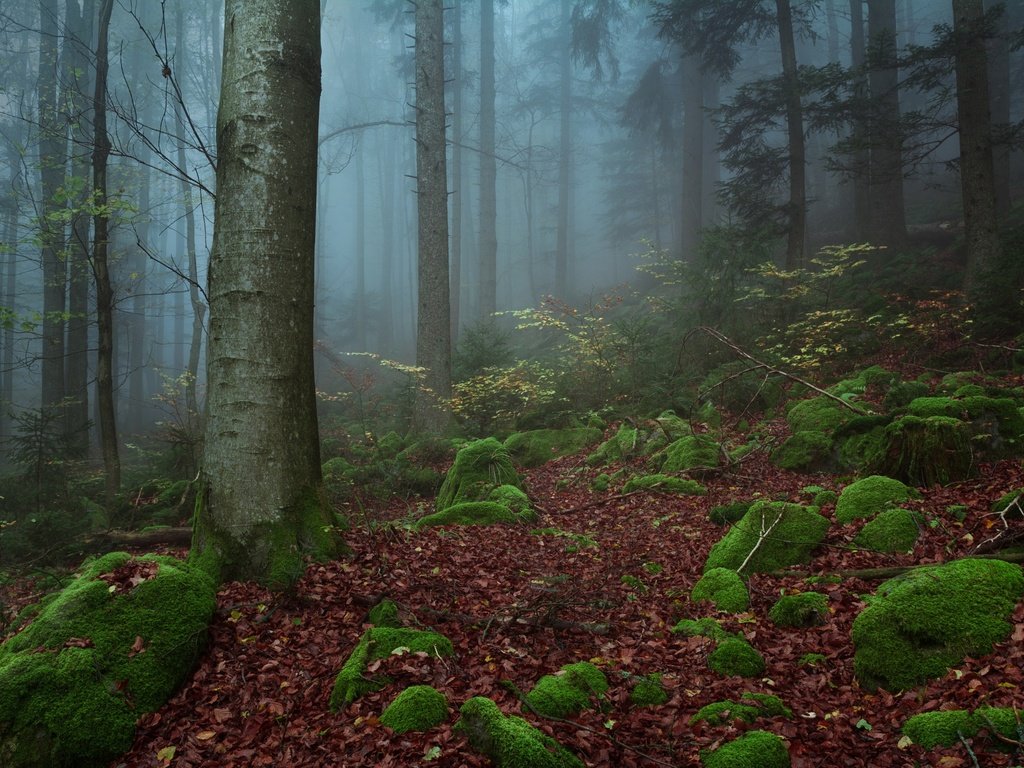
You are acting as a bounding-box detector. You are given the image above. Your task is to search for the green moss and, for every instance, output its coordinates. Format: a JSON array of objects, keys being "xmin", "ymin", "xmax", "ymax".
[
  {"xmin": 585, "ymin": 425, "xmax": 639, "ymax": 466},
  {"xmin": 503, "ymin": 428, "xmax": 603, "ymax": 468},
  {"xmin": 852, "ymin": 558, "xmax": 1024, "ymax": 692},
  {"xmin": 435, "ymin": 438, "xmax": 524, "ymax": 512},
  {"xmin": 590, "ymin": 473, "xmax": 611, "ymax": 492},
  {"xmin": 488, "ymin": 485, "xmax": 535, "ymax": 518},
  {"xmin": 902, "ymin": 707, "xmax": 1021, "ymax": 749},
  {"xmin": 377, "ymin": 431, "xmax": 405, "ymax": 459},
  {"xmin": 703, "ymin": 502, "xmax": 829, "ymax": 575},
  {"xmin": 835, "ymin": 475, "xmax": 916, "ymax": 524},
  {"xmin": 707, "ymin": 637, "xmax": 765, "ymax": 678},
  {"xmin": 690, "ymin": 693, "xmax": 792, "ymax": 727},
  {"xmin": 854, "ymin": 508, "xmax": 922, "ymax": 552},
  {"xmin": 329, "ymin": 627, "xmax": 454, "ymax": 711},
  {"xmin": 908, "ymin": 396, "xmax": 1024, "ymax": 452},
  {"xmin": 990, "ymin": 487, "xmax": 1024, "ymax": 517},
  {"xmin": 691, "ymin": 568, "xmax": 749, "ymax": 613},
  {"xmin": 871, "ymin": 416, "xmax": 975, "ymax": 486},
  {"xmin": 768, "ymin": 592, "xmax": 829, "ymax": 627},
  {"xmin": 798, "ymin": 653, "xmax": 826, "ymax": 667},
  {"xmin": 415, "ymin": 501, "xmax": 531, "ymax": 529},
  {"xmin": 0, "ymin": 554, "xmax": 216, "ymax": 767},
  {"xmin": 834, "ymin": 423, "xmax": 887, "ymax": 472},
  {"xmin": 671, "ymin": 617, "xmax": 731, "ymax": 641},
  {"xmin": 787, "ymin": 395, "xmax": 855, "ymax": 434},
  {"xmin": 628, "ymin": 673, "xmax": 668, "ymax": 707},
  {"xmin": 700, "ymin": 730, "xmax": 790, "ymax": 768},
  {"xmin": 622, "ymin": 474, "xmax": 706, "ymax": 495},
  {"xmin": 379, "ymin": 685, "xmax": 449, "ymax": 734},
  {"xmin": 368, "ymin": 599, "xmax": 402, "ymax": 628},
  {"xmin": 643, "ymin": 561, "xmax": 663, "ymax": 575},
  {"xmin": 523, "ymin": 662, "xmax": 608, "ymax": 718},
  {"xmin": 883, "ymin": 380, "xmax": 931, "ymax": 410},
  {"xmin": 621, "ymin": 574, "xmax": 647, "ymax": 592},
  {"xmin": 456, "ymin": 697, "xmax": 584, "ymax": 768},
  {"xmin": 709, "ymin": 501, "xmax": 753, "ymax": 526},
  {"xmin": 771, "ymin": 431, "xmax": 833, "ymax": 472},
  {"xmin": 660, "ymin": 435, "xmax": 719, "ymax": 473}
]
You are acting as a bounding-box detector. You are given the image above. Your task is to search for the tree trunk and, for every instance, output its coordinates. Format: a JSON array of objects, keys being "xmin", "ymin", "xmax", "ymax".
[
  {"xmin": 413, "ymin": 0, "xmax": 452, "ymax": 434},
  {"xmin": 450, "ymin": 0, "xmax": 463, "ymax": 343},
  {"xmin": 849, "ymin": 0, "xmax": 871, "ymax": 239},
  {"xmin": 555, "ymin": 0, "xmax": 571, "ymax": 298},
  {"xmin": 985, "ymin": 0, "xmax": 1011, "ymax": 217},
  {"xmin": 92, "ymin": 0, "xmax": 119, "ymax": 506},
  {"xmin": 478, "ymin": 0, "xmax": 497, "ymax": 319},
  {"xmin": 775, "ymin": 0, "xmax": 806, "ymax": 270},
  {"xmin": 355, "ymin": 140, "xmax": 367, "ymax": 350},
  {"xmin": 680, "ymin": 54, "xmax": 703, "ymax": 263},
  {"xmin": 1, "ymin": 146, "xmax": 19, "ymax": 444},
  {"xmin": 193, "ymin": 0, "xmax": 336, "ymax": 587}
]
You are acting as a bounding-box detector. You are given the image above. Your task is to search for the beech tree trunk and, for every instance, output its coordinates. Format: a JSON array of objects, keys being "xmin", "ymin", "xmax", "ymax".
[
  {"xmin": 680, "ymin": 54, "xmax": 703, "ymax": 263},
  {"xmin": 413, "ymin": 0, "xmax": 452, "ymax": 434},
  {"xmin": 775, "ymin": 0, "xmax": 806, "ymax": 271},
  {"xmin": 193, "ymin": 0, "xmax": 337, "ymax": 587},
  {"xmin": 478, "ymin": 0, "xmax": 497, "ymax": 319},
  {"xmin": 555, "ymin": 0, "xmax": 571, "ymax": 298},
  {"xmin": 450, "ymin": 0, "xmax": 463, "ymax": 341},
  {"xmin": 849, "ymin": 0, "xmax": 871, "ymax": 239}
]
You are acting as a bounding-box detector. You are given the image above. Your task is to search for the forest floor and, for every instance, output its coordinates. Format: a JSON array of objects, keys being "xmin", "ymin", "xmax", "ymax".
[{"xmin": 86, "ymin": 412, "xmax": 1024, "ymax": 768}]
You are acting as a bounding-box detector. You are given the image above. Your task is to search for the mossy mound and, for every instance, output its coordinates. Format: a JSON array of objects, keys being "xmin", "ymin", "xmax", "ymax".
[
  {"xmin": 835, "ymin": 475, "xmax": 916, "ymax": 524},
  {"xmin": 690, "ymin": 692, "xmax": 792, "ymax": 727},
  {"xmin": 771, "ymin": 431, "xmax": 833, "ymax": 472},
  {"xmin": 329, "ymin": 627, "xmax": 455, "ymax": 711},
  {"xmin": 456, "ymin": 696, "xmax": 584, "ymax": 768},
  {"xmin": 435, "ymin": 438, "xmax": 524, "ymax": 512},
  {"xmin": 628, "ymin": 673, "xmax": 668, "ymax": 707},
  {"xmin": 907, "ymin": 395, "xmax": 1024, "ymax": 456},
  {"xmin": 883, "ymin": 380, "xmax": 931, "ymax": 410},
  {"xmin": 787, "ymin": 395, "xmax": 857, "ymax": 434},
  {"xmin": 397, "ymin": 436, "xmax": 462, "ymax": 465},
  {"xmin": 0, "ymin": 553, "xmax": 216, "ymax": 768},
  {"xmin": 852, "ymin": 558, "xmax": 1024, "ymax": 692},
  {"xmin": 671, "ymin": 617, "xmax": 731, "ymax": 642},
  {"xmin": 700, "ymin": 729, "xmax": 790, "ymax": 768},
  {"xmin": 902, "ymin": 707, "xmax": 1021, "ymax": 749},
  {"xmin": 415, "ymin": 500, "xmax": 532, "ymax": 529},
  {"xmin": 768, "ymin": 592, "xmax": 829, "ymax": 627},
  {"xmin": 503, "ymin": 428, "xmax": 602, "ymax": 468},
  {"xmin": 487, "ymin": 485, "xmax": 535, "ymax": 518},
  {"xmin": 708, "ymin": 637, "xmax": 765, "ymax": 678},
  {"xmin": 368, "ymin": 599, "xmax": 402, "ymax": 628},
  {"xmin": 709, "ymin": 501, "xmax": 754, "ymax": 525},
  {"xmin": 523, "ymin": 662, "xmax": 608, "ymax": 719},
  {"xmin": 622, "ymin": 474, "xmax": 706, "ymax": 495},
  {"xmin": 691, "ymin": 568, "xmax": 749, "ymax": 613},
  {"xmin": 660, "ymin": 435, "xmax": 720, "ymax": 473},
  {"xmin": 854, "ymin": 508, "xmax": 922, "ymax": 552},
  {"xmin": 870, "ymin": 416, "xmax": 975, "ymax": 486},
  {"xmin": 586, "ymin": 424, "xmax": 640, "ymax": 466},
  {"xmin": 703, "ymin": 502, "xmax": 829, "ymax": 575},
  {"xmin": 379, "ymin": 685, "xmax": 449, "ymax": 734}
]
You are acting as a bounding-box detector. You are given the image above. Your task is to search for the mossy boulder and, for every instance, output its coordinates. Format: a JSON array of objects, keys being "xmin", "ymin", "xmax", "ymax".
[
  {"xmin": 883, "ymin": 380, "xmax": 931, "ymax": 410},
  {"xmin": 772, "ymin": 431, "xmax": 833, "ymax": 472},
  {"xmin": 907, "ymin": 395, "xmax": 1024, "ymax": 456},
  {"xmin": 0, "ymin": 553, "xmax": 216, "ymax": 768},
  {"xmin": 690, "ymin": 693, "xmax": 792, "ymax": 727},
  {"xmin": 854, "ymin": 508, "xmax": 922, "ymax": 552},
  {"xmin": 902, "ymin": 707, "xmax": 1022, "ymax": 748},
  {"xmin": 835, "ymin": 475, "xmax": 916, "ymax": 524},
  {"xmin": 660, "ymin": 435, "xmax": 719, "ymax": 473},
  {"xmin": 379, "ymin": 685, "xmax": 449, "ymax": 734},
  {"xmin": 852, "ymin": 558, "xmax": 1024, "ymax": 692},
  {"xmin": 368, "ymin": 599, "xmax": 402, "ymax": 628},
  {"xmin": 585, "ymin": 424, "xmax": 640, "ymax": 466},
  {"xmin": 456, "ymin": 696, "xmax": 583, "ymax": 768},
  {"xmin": 622, "ymin": 474, "xmax": 706, "ymax": 495},
  {"xmin": 768, "ymin": 592, "xmax": 829, "ymax": 627},
  {"xmin": 691, "ymin": 568, "xmax": 749, "ymax": 613},
  {"xmin": 329, "ymin": 627, "xmax": 454, "ymax": 711},
  {"xmin": 704, "ymin": 502, "xmax": 829, "ymax": 575},
  {"xmin": 787, "ymin": 395, "xmax": 857, "ymax": 434},
  {"xmin": 671, "ymin": 617, "xmax": 731, "ymax": 642},
  {"xmin": 708, "ymin": 637, "xmax": 765, "ymax": 678},
  {"xmin": 628, "ymin": 673, "xmax": 668, "ymax": 707},
  {"xmin": 700, "ymin": 730, "xmax": 790, "ymax": 768},
  {"xmin": 436, "ymin": 438, "xmax": 524, "ymax": 512},
  {"xmin": 523, "ymin": 662, "xmax": 608, "ymax": 719},
  {"xmin": 503, "ymin": 428, "xmax": 602, "ymax": 468},
  {"xmin": 416, "ymin": 501, "xmax": 531, "ymax": 529},
  {"xmin": 870, "ymin": 416, "xmax": 975, "ymax": 486},
  {"xmin": 709, "ymin": 501, "xmax": 754, "ymax": 525}
]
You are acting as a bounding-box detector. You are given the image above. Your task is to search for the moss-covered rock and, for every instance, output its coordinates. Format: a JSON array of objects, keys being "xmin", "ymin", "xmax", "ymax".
[
  {"xmin": 590, "ymin": 473, "xmax": 612, "ymax": 492},
  {"xmin": 902, "ymin": 707, "xmax": 1022, "ymax": 749},
  {"xmin": 487, "ymin": 485, "xmax": 535, "ymax": 518},
  {"xmin": 379, "ymin": 685, "xmax": 449, "ymax": 734},
  {"xmin": 852, "ymin": 558, "xmax": 1024, "ymax": 692},
  {"xmin": 368, "ymin": 599, "xmax": 402, "ymax": 628},
  {"xmin": 691, "ymin": 568, "xmax": 749, "ymax": 613},
  {"xmin": 690, "ymin": 693, "xmax": 792, "ymax": 727},
  {"xmin": 771, "ymin": 431, "xmax": 833, "ymax": 472},
  {"xmin": 704, "ymin": 502, "xmax": 829, "ymax": 575},
  {"xmin": 456, "ymin": 696, "xmax": 584, "ymax": 768},
  {"xmin": 523, "ymin": 662, "xmax": 608, "ymax": 719},
  {"xmin": 707, "ymin": 637, "xmax": 765, "ymax": 678},
  {"xmin": 329, "ymin": 627, "xmax": 455, "ymax": 711},
  {"xmin": 586, "ymin": 424, "xmax": 640, "ymax": 466},
  {"xmin": 907, "ymin": 395, "xmax": 1024, "ymax": 456},
  {"xmin": 700, "ymin": 730, "xmax": 790, "ymax": 768},
  {"xmin": 768, "ymin": 592, "xmax": 829, "ymax": 627},
  {"xmin": 787, "ymin": 395, "xmax": 857, "ymax": 434},
  {"xmin": 709, "ymin": 501, "xmax": 754, "ymax": 526},
  {"xmin": 870, "ymin": 416, "xmax": 975, "ymax": 486},
  {"xmin": 628, "ymin": 673, "xmax": 668, "ymax": 707},
  {"xmin": 436, "ymin": 438, "xmax": 524, "ymax": 512},
  {"xmin": 0, "ymin": 553, "xmax": 216, "ymax": 768},
  {"xmin": 503, "ymin": 428, "xmax": 603, "ymax": 468},
  {"xmin": 660, "ymin": 435, "xmax": 720, "ymax": 473},
  {"xmin": 853, "ymin": 508, "xmax": 921, "ymax": 552},
  {"xmin": 835, "ymin": 475, "xmax": 916, "ymax": 524},
  {"xmin": 671, "ymin": 617, "xmax": 731, "ymax": 642},
  {"xmin": 622, "ymin": 474, "xmax": 706, "ymax": 495},
  {"xmin": 883, "ymin": 380, "xmax": 931, "ymax": 410},
  {"xmin": 416, "ymin": 499, "xmax": 535, "ymax": 529}
]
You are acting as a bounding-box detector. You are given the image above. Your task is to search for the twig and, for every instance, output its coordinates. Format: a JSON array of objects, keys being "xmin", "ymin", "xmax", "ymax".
[{"xmin": 736, "ymin": 509, "xmax": 782, "ymax": 576}]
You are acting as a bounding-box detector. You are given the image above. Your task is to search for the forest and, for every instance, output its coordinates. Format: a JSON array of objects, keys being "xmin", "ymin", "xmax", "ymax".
[{"xmin": 0, "ymin": 0, "xmax": 1023, "ymax": 766}]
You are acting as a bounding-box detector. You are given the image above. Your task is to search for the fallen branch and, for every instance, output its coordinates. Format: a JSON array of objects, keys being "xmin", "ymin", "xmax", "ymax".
[{"xmin": 78, "ymin": 527, "xmax": 193, "ymax": 552}]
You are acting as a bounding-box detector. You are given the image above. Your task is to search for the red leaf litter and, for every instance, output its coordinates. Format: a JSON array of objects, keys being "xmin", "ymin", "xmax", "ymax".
[{"xmin": 9, "ymin": 426, "xmax": 1024, "ymax": 767}]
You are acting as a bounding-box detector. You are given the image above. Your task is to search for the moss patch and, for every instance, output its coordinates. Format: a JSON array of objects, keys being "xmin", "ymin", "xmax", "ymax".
[
  {"xmin": 704, "ymin": 502, "xmax": 829, "ymax": 575},
  {"xmin": 852, "ymin": 558, "xmax": 1024, "ymax": 692},
  {"xmin": 456, "ymin": 696, "xmax": 584, "ymax": 768},
  {"xmin": 380, "ymin": 685, "xmax": 449, "ymax": 734},
  {"xmin": 708, "ymin": 637, "xmax": 765, "ymax": 678},
  {"xmin": 870, "ymin": 416, "xmax": 975, "ymax": 486},
  {"xmin": 768, "ymin": 592, "xmax": 829, "ymax": 627},
  {"xmin": 700, "ymin": 729, "xmax": 790, "ymax": 768},
  {"xmin": 368, "ymin": 599, "xmax": 402, "ymax": 628},
  {"xmin": 628, "ymin": 673, "xmax": 668, "ymax": 707},
  {"xmin": 671, "ymin": 617, "xmax": 731, "ymax": 642},
  {"xmin": 503, "ymin": 428, "xmax": 602, "ymax": 468},
  {"xmin": 835, "ymin": 475, "xmax": 916, "ymax": 524},
  {"xmin": 0, "ymin": 553, "xmax": 216, "ymax": 768},
  {"xmin": 586, "ymin": 425, "xmax": 640, "ymax": 466},
  {"xmin": 902, "ymin": 707, "xmax": 1022, "ymax": 749},
  {"xmin": 435, "ymin": 438, "xmax": 524, "ymax": 512},
  {"xmin": 787, "ymin": 395, "xmax": 856, "ymax": 434},
  {"xmin": 709, "ymin": 501, "xmax": 754, "ymax": 525},
  {"xmin": 907, "ymin": 395, "xmax": 1024, "ymax": 455},
  {"xmin": 660, "ymin": 435, "xmax": 720, "ymax": 473},
  {"xmin": 691, "ymin": 693, "xmax": 792, "ymax": 727},
  {"xmin": 523, "ymin": 662, "xmax": 608, "ymax": 719},
  {"xmin": 415, "ymin": 500, "xmax": 533, "ymax": 529},
  {"xmin": 691, "ymin": 568, "xmax": 749, "ymax": 613},
  {"xmin": 854, "ymin": 508, "xmax": 922, "ymax": 552},
  {"xmin": 772, "ymin": 431, "xmax": 833, "ymax": 472},
  {"xmin": 622, "ymin": 474, "xmax": 706, "ymax": 495}
]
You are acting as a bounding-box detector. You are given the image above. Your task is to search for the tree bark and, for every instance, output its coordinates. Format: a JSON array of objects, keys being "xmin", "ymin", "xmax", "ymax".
[
  {"xmin": 450, "ymin": 0, "xmax": 463, "ymax": 342},
  {"xmin": 680, "ymin": 54, "xmax": 703, "ymax": 263},
  {"xmin": 849, "ymin": 0, "xmax": 871, "ymax": 239},
  {"xmin": 775, "ymin": 0, "xmax": 806, "ymax": 271},
  {"xmin": 985, "ymin": 0, "xmax": 1011, "ymax": 217},
  {"xmin": 555, "ymin": 0, "xmax": 572, "ymax": 298},
  {"xmin": 194, "ymin": 0, "xmax": 337, "ymax": 587},
  {"xmin": 478, "ymin": 0, "xmax": 497, "ymax": 319},
  {"xmin": 413, "ymin": 0, "xmax": 452, "ymax": 434}
]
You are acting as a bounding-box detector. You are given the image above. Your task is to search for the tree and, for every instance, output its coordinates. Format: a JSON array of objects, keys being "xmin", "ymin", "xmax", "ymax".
[
  {"xmin": 192, "ymin": 0, "xmax": 338, "ymax": 587},
  {"xmin": 478, "ymin": 0, "xmax": 497, "ymax": 320},
  {"xmin": 413, "ymin": 0, "xmax": 452, "ymax": 433}
]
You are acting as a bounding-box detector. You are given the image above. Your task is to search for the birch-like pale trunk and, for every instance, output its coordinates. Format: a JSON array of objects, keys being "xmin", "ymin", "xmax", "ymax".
[{"xmin": 194, "ymin": 0, "xmax": 336, "ymax": 586}]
